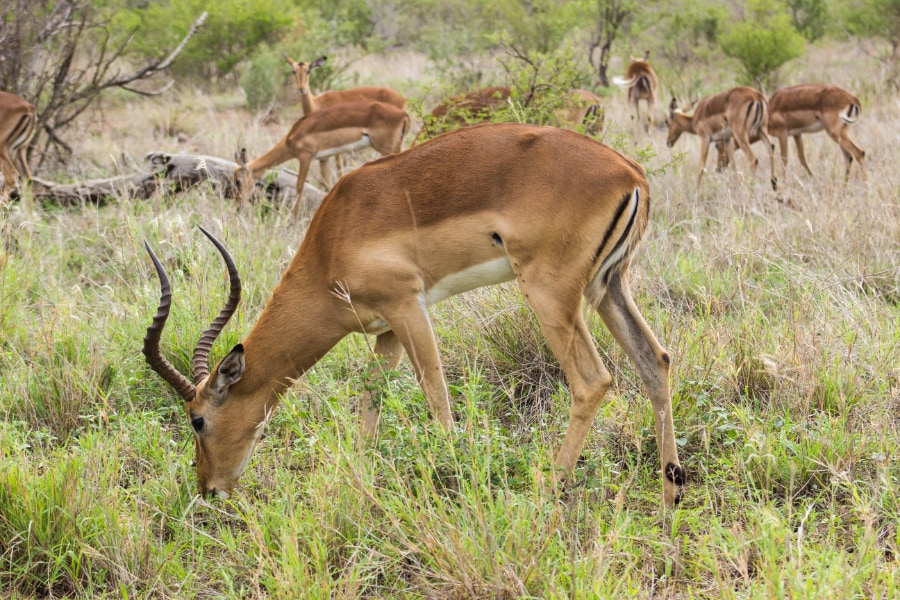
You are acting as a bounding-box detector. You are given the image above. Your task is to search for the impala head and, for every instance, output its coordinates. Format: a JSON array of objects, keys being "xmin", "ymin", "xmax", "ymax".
[
  {"xmin": 143, "ymin": 227, "xmax": 262, "ymax": 498},
  {"xmin": 665, "ymin": 97, "xmax": 686, "ymax": 148},
  {"xmin": 283, "ymin": 54, "xmax": 327, "ymax": 95},
  {"xmin": 233, "ymin": 148, "xmax": 255, "ymax": 207}
]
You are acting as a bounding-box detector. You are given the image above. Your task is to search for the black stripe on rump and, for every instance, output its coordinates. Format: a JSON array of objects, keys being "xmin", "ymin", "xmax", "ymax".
[{"xmin": 593, "ymin": 188, "xmax": 640, "ymax": 281}]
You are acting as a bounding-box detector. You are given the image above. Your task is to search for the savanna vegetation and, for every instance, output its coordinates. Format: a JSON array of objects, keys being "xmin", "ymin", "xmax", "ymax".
[{"xmin": 1, "ymin": 0, "xmax": 898, "ymax": 597}]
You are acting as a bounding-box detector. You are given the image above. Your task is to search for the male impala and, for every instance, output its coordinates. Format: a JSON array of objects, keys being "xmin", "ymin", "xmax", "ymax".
[
  {"xmin": 284, "ymin": 54, "xmax": 406, "ymax": 186},
  {"xmin": 233, "ymin": 100, "xmax": 410, "ymax": 216},
  {"xmin": 666, "ymin": 86, "xmax": 776, "ymax": 188},
  {"xmin": 145, "ymin": 123, "xmax": 686, "ymax": 508},
  {"xmin": 0, "ymin": 91, "xmax": 36, "ymax": 198},
  {"xmin": 614, "ymin": 52, "xmax": 658, "ymax": 131}
]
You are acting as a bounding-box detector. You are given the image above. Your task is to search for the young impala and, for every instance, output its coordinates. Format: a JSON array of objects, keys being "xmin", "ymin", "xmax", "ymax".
[
  {"xmin": 283, "ymin": 54, "xmax": 406, "ymax": 186},
  {"xmin": 0, "ymin": 91, "xmax": 36, "ymax": 199},
  {"xmin": 145, "ymin": 123, "xmax": 686, "ymax": 508},
  {"xmin": 233, "ymin": 99, "xmax": 410, "ymax": 216}
]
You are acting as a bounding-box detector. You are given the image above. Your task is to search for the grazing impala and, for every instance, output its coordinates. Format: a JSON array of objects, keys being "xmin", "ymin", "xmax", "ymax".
[
  {"xmin": 715, "ymin": 84, "xmax": 866, "ymax": 181},
  {"xmin": 145, "ymin": 123, "xmax": 686, "ymax": 508},
  {"xmin": 557, "ymin": 89, "xmax": 604, "ymax": 135},
  {"xmin": 234, "ymin": 100, "xmax": 410, "ymax": 216},
  {"xmin": 666, "ymin": 86, "xmax": 776, "ymax": 188},
  {"xmin": 416, "ymin": 86, "xmax": 513, "ymax": 141},
  {"xmin": 0, "ymin": 91, "xmax": 36, "ymax": 198},
  {"xmin": 614, "ymin": 52, "xmax": 658, "ymax": 131},
  {"xmin": 418, "ymin": 86, "xmax": 603, "ymax": 142},
  {"xmin": 284, "ymin": 54, "xmax": 406, "ymax": 186}
]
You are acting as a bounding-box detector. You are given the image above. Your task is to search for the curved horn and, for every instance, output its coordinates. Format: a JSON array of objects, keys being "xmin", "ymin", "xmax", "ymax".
[
  {"xmin": 191, "ymin": 226, "xmax": 242, "ymax": 384},
  {"xmin": 143, "ymin": 241, "xmax": 197, "ymax": 401}
]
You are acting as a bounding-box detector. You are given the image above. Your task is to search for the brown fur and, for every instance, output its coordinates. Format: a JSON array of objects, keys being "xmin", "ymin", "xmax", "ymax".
[{"xmin": 151, "ymin": 123, "xmax": 685, "ymax": 508}]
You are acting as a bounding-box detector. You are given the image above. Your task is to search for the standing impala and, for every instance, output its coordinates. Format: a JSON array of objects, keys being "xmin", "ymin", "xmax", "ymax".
[
  {"xmin": 666, "ymin": 86, "xmax": 776, "ymax": 188},
  {"xmin": 716, "ymin": 84, "xmax": 866, "ymax": 181},
  {"xmin": 233, "ymin": 100, "xmax": 410, "ymax": 216},
  {"xmin": 284, "ymin": 54, "xmax": 406, "ymax": 186},
  {"xmin": 769, "ymin": 84, "xmax": 866, "ymax": 180},
  {"xmin": 614, "ymin": 52, "xmax": 658, "ymax": 132},
  {"xmin": 145, "ymin": 123, "xmax": 686, "ymax": 508},
  {"xmin": 0, "ymin": 91, "xmax": 36, "ymax": 198}
]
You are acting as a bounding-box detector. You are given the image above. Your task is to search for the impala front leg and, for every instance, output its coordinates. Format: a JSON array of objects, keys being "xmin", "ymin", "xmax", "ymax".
[
  {"xmin": 381, "ymin": 295, "xmax": 454, "ymax": 430},
  {"xmin": 360, "ymin": 330, "xmax": 405, "ymax": 437}
]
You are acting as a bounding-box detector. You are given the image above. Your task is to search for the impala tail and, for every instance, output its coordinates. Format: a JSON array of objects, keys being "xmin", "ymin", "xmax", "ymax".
[
  {"xmin": 593, "ymin": 186, "xmax": 647, "ymax": 288},
  {"xmin": 841, "ymin": 102, "xmax": 861, "ymax": 124}
]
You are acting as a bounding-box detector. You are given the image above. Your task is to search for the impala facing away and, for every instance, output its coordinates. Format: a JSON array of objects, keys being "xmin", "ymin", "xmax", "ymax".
[
  {"xmin": 614, "ymin": 52, "xmax": 658, "ymax": 132},
  {"xmin": 666, "ymin": 86, "xmax": 776, "ymax": 188},
  {"xmin": 234, "ymin": 100, "xmax": 410, "ymax": 216},
  {"xmin": 145, "ymin": 123, "xmax": 686, "ymax": 508},
  {"xmin": 283, "ymin": 54, "xmax": 407, "ymax": 187},
  {"xmin": 0, "ymin": 91, "xmax": 36, "ymax": 198}
]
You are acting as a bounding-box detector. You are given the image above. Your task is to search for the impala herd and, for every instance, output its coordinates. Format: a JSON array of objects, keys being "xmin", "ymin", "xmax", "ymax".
[{"xmin": 2, "ymin": 52, "xmax": 869, "ymax": 508}]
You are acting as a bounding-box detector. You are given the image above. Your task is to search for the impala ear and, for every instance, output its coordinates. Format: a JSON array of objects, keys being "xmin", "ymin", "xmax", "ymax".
[
  {"xmin": 283, "ymin": 53, "xmax": 295, "ymax": 66},
  {"xmin": 235, "ymin": 148, "xmax": 248, "ymax": 168},
  {"xmin": 669, "ymin": 97, "xmax": 677, "ymax": 117},
  {"xmin": 208, "ymin": 344, "xmax": 245, "ymax": 402},
  {"xmin": 310, "ymin": 56, "xmax": 328, "ymax": 70}
]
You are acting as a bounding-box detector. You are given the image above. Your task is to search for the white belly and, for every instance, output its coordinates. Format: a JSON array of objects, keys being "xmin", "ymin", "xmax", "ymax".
[
  {"xmin": 425, "ymin": 257, "xmax": 516, "ymax": 306},
  {"xmin": 361, "ymin": 257, "xmax": 516, "ymax": 334}
]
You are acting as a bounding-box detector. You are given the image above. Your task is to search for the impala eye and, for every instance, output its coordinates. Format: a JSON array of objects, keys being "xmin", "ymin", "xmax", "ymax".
[{"xmin": 191, "ymin": 417, "xmax": 205, "ymax": 433}]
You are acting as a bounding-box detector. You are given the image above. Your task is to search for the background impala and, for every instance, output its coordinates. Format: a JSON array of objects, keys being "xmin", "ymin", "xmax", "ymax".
[
  {"xmin": 0, "ymin": 91, "xmax": 36, "ymax": 199},
  {"xmin": 149, "ymin": 123, "xmax": 685, "ymax": 508},
  {"xmin": 283, "ymin": 54, "xmax": 406, "ymax": 186}
]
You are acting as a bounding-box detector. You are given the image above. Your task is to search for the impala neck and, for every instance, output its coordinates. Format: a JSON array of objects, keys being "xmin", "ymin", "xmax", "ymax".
[
  {"xmin": 231, "ymin": 261, "xmax": 349, "ymax": 400},
  {"xmin": 248, "ymin": 137, "xmax": 298, "ymax": 179},
  {"xmin": 674, "ymin": 112, "xmax": 695, "ymax": 135},
  {"xmin": 298, "ymin": 88, "xmax": 319, "ymax": 115}
]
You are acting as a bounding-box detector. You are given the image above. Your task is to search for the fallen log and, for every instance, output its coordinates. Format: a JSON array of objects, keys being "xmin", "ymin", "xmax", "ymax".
[{"xmin": 23, "ymin": 151, "xmax": 327, "ymax": 209}]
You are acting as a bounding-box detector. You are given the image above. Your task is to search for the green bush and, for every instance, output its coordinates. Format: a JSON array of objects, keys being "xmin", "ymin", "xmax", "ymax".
[{"xmin": 719, "ymin": 0, "xmax": 805, "ymax": 89}]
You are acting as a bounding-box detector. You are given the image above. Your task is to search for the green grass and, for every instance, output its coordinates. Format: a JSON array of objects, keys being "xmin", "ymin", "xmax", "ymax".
[{"xmin": 2, "ymin": 46, "xmax": 899, "ymax": 597}]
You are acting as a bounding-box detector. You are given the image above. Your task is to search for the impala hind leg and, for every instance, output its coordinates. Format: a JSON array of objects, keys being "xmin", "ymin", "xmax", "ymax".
[
  {"xmin": 591, "ymin": 270, "xmax": 684, "ymax": 507},
  {"xmin": 360, "ymin": 330, "xmax": 405, "ymax": 436},
  {"xmin": 515, "ymin": 272, "xmax": 612, "ymax": 478}
]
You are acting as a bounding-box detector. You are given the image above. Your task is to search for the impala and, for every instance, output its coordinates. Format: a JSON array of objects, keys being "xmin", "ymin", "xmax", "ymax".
[
  {"xmin": 0, "ymin": 91, "xmax": 36, "ymax": 198},
  {"xmin": 557, "ymin": 89, "xmax": 604, "ymax": 135},
  {"xmin": 233, "ymin": 100, "xmax": 410, "ymax": 217},
  {"xmin": 145, "ymin": 123, "xmax": 686, "ymax": 508},
  {"xmin": 715, "ymin": 84, "xmax": 866, "ymax": 181},
  {"xmin": 666, "ymin": 87, "xmax": 776, "ymax": 188},
  {"xmin": 416, "ymin": 86, "xmax": 512, "ymax": 141},
  {"xmin": 284, "ymin": 54, "xmax": 406, "ymax": 187},
  {"xmin": 418, "ymin": 86, "xmax": 603, "ymax": 142},
  {"xmin": 614, "ymin": 52, "xmax": 658, "ymax": 131}
]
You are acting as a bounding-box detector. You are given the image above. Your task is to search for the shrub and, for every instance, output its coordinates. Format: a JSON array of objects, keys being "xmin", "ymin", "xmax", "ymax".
[{"xmin": 719, "ymin": 0, "xmax": 805, "ymax": 89}]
